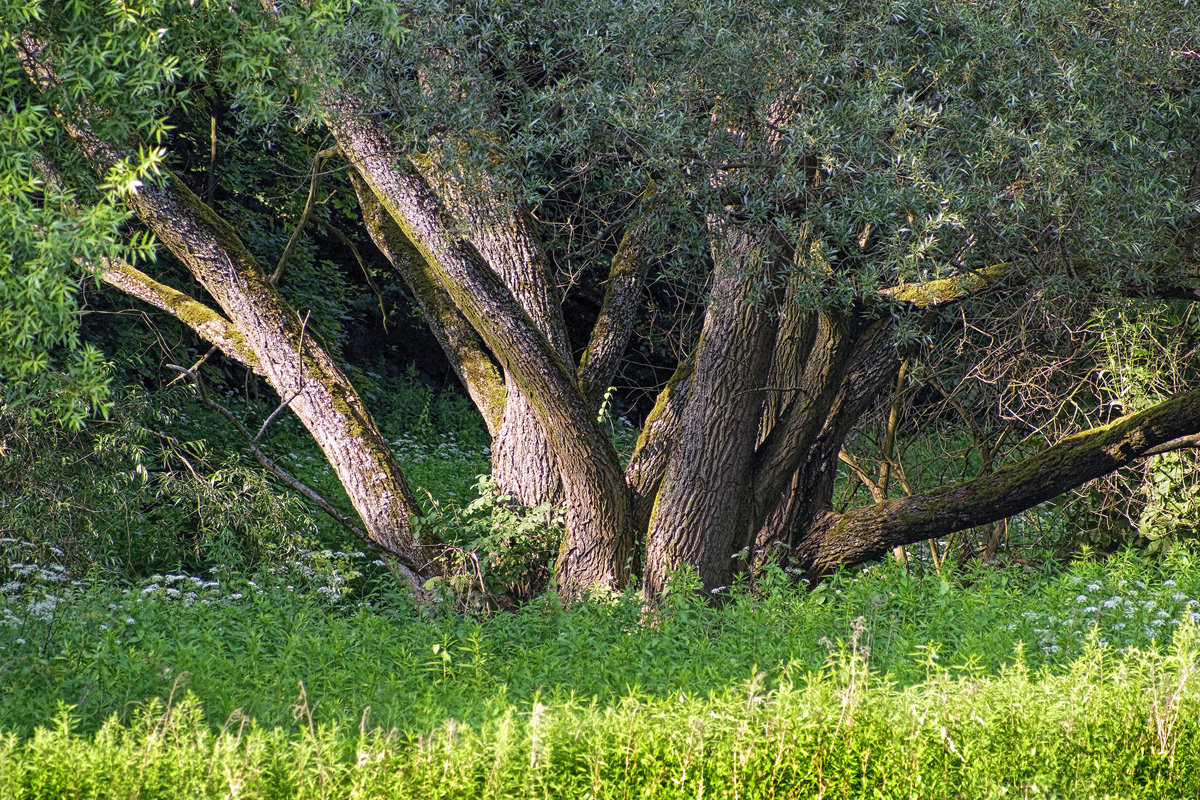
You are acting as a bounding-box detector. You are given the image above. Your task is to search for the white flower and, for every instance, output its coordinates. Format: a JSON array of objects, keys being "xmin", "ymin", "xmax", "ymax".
[
  {"xmin": 1083, "ymin": 606, "xmax": 1098, "ymax": 614},
  {"xmin": 1164, "ymin": 579, "xmax": 1177, "ymax": 587},
  {"xmin": 1076, "ymin": 594, "xmax": 1088, "ymax": 604},
  {"xmin": 28, "ymin": 597, "xmax": 58, "ymax": 621}
]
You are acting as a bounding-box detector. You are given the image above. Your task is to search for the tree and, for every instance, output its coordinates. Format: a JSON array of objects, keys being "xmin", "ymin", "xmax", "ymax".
[{"xmin": 5, "ymin": 0, "xmax": 1199, "ymax": 598}]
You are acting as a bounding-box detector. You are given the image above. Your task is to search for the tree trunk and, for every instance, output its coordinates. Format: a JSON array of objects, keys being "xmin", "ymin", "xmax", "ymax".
[
  {"xmin": 328, "ymin": 106, "xmax": 635, "ymax": 592},
  {"xmin": 60, "ymin": 137, "xmax": 432, "ymax": 582},
  {"xmin": 643, "ymin": 224, "xmax": 780, "ymax": 595},
  {"xmin": 414, "ymin": 160, "xmax": 571, "ymax": 509},
  {"xmin": 794, "ymin": 386, "xmax": 1200, "ymax": 573}
]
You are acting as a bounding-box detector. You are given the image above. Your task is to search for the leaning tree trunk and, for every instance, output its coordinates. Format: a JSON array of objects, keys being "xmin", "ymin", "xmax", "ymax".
[
  {"xmin": 413, "ymin": 158, "xmax": 572, "ymax": 510},
  {"xmin": 15, "ymin": 34, "xmax": 433, "ymax": 586},
  {"xmin": 328, "ymin": 106, "xmax": 637, "ymax": 593},
  {"xmin": 110, "ymin": 171, "xmax": 431, "ymax": 578}
]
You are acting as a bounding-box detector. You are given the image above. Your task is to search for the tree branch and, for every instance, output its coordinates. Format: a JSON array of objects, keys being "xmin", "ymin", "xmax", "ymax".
[
  {"xmin": 348, "ymin": 169, "xmax": 506, "ymax": 434},
  {"xmin": 96, "ymin": 257, "xmax": 264, "ymax": 374},
  {"xmin": 882, "ymin": 263, "xmax": 1017, "ymax": 308},
  {"xmin": 577, "ymin": 209, "xmax": 653, "ymax": 408},
  {"xmin": 799, "ymin": 386, "xmax": 1200, "ymax": 572},
  {"xmin": 624, "ymin": 358, "xmax": 694, "ymax": 529}
]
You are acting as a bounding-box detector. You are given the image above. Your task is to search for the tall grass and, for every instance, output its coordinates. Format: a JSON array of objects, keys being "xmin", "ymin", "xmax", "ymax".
[
  {"xmin": 6, "ymin": 374, "xmax": 1200, "ymax": 796},
  {"xmin": 2, "ymin": 625, "xmax": 1199, "ymax": 799}
]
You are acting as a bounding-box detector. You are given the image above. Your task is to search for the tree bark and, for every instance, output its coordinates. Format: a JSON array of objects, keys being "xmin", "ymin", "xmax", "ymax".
[
  {"xmin": 795, "ymin": 386, "xmax": 1200, "ymax": 573},
  {"xmin": 350, "ymin": 171, "xmax": 506, "ymax": 435},
  {"xmin": 413, "ymin": 156, "xmax": 571, "ymax": 509},
  {"xmin": 643, "ymin": 223, "xmax": 781, "ymax": 595},
  {"xmin": 17, "ymin": 33, "xmax": 433, "ymax": 583}
]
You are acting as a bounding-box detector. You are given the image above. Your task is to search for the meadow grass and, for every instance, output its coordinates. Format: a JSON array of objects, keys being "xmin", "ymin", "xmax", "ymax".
[{"xmin": 4, "ymin": 548, "xmax": 1200, "ymax": 797}]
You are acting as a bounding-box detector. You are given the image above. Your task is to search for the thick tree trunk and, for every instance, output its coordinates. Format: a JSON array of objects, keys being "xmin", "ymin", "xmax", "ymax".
[
  {"xmin": 414, "ymin": 161, "xmax": 571, "ymax": 509},
  {"xmin": 751, "ymin": 317, "xmax": 899, "ymax": 554},
  {"xmin": 643, "ymin": 224, "xmax": 781, "ymax": 595},
  {"xmin": 350, "ymin": 172, "xmax": 506, "ymax": 435}
]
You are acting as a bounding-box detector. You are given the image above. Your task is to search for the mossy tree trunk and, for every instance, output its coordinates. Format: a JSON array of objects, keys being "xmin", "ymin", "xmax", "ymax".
[{"xmin": 81, "ymin": 157, "xmax": 432, "ymax": 583}]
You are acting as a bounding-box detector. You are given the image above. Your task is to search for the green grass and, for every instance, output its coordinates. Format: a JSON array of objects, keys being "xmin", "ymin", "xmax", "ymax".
[
  {"xmin": 2, "ymin": 593, "xmax": 1200, "ymax": 798},
  {"xmin": 5, "ymin": 548, "xmax": 1200, "ymax": 797}
]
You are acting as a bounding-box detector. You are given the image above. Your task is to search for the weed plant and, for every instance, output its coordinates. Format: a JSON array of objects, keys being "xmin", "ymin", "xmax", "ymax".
[
  {"xmin": 7, "ymin": 373, "xmax": 1200, "ymax": 796},
  {"xmin": 4, "ymin": 551, "xmax": 1200, "ymax": 797}
]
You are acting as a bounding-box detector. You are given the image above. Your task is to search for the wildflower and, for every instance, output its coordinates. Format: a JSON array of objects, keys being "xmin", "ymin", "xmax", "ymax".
[
  {"xmin": 1075, "ymin": 594, "xmax": 1088, "ymax": 604},
  {"xmin": 1087, "ymin": 581, "xmax": 1102, "ymax": 592},
  {"xmin": 1164, "ymin": 579, "xmax": 1177, "ymax": 587},
  {"xmin": 1103, "ymin": 598, "xmax": 1120, "ymax": 609},
  {"xmin": 28, "ymin": 597, "xmax": 58, "ymax": 621},
  {"xmin": 1172, "ymin": 592, "xmax": 1188, "ymax": 603},
  {"xmin": 1083, "ymin": 606, "xmax": 1098, "ymax": 614}
]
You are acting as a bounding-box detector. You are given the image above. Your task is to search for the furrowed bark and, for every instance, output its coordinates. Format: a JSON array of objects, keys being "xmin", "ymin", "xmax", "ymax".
[
  {"xmin": 349, "ymin": 170, "xmax": 506, "ymax": 435},
  {"xmin": 643, "ymin": 224, "xmax": 781, "ymax": 595},
  {"xmin": 328, "ymin": 106, "xmax": 634, "ymax": 593},
  {"xmin": 18, "ymin": 33, "xmax": 434, "ymax": 577},
  {"xmin": 757, "ymin": 302, "xmax": 819, "ymax": 446},
  {"xmin": 578, "ymin": 220, "xmax": 652, "ymax": 409},
  {"xmin": 69, "ymin": 142, "xmax": 430, "ymax": 573},
  {"xmin": 751, "ymin": 313, "xmax": 857, "ymax": 513},
  {"xmin": 624, "ymin": 358, "xmax": 694, "ymax": 531},
  {"xmin": 753, "ymin": 318, "xmax": 899, "ymax": 556},
  {"xmin": 414, "ymin": 153, "xmax": 569, "ymax": 509},
  {"xmin": 797, "ymin": 386, "xmax": 1200, "ymax": 572}
]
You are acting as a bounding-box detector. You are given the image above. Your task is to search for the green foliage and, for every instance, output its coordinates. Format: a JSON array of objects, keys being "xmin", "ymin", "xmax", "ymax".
[
  {"xmin": 0, "ymin": 387, "xmax": 320, "ymax": 577},
  {"xmin": 342, "ymin": 0, "xmax": 1197, "ymax": 309},
  {"xmin": 6, "ymin": 553, "xmax": 1200, "ymax": 796},
  {"xmin": 417, "ymin": 475, "xmax": 564, "ymax": 601}
]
